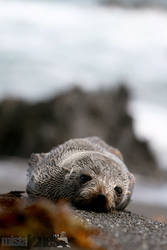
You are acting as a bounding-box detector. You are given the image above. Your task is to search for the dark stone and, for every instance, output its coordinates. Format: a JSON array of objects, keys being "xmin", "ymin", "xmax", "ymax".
[
  {"xmin": 102, "ymin": 0, "xmax": 167, "ymax": 9},
  {"xmin": 0, "ymin": 85, "xmax": 157, "ymax": 175}
]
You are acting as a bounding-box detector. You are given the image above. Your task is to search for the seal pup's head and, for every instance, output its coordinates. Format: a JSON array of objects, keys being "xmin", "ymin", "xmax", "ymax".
[{"xmin": 61, "ymin": 151, "xmax": 134, "ymax": 212}]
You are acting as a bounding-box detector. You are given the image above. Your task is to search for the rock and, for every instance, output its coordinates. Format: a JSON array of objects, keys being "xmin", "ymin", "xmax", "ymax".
[
  {"xmin": 102, "ymin": 0, "xmax": 167, "ymax": 8},
  {"xmin": 0, "ymin": 85, "xmax": 157, "ymax": 175}
]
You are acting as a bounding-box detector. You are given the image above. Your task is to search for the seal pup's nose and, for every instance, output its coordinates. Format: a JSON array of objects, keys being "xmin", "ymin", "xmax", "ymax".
[
  {"xmin": 96, "ymin": 193, "xmax": 107, "ymax": 204},
  {"xmin": 93, "ymin": 193, "xmax": 109, "ymax": 211}
]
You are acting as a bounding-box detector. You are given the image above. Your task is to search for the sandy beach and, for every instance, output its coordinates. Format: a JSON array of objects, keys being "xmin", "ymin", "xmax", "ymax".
[{"xmin": 75, "ymin": 208, "xmax": 167, "ymax": 250}]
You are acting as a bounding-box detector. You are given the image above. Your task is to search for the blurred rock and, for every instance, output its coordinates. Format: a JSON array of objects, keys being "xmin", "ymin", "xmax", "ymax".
[
  {"xmin": 102, "ymin": 0, "xmax": 167, "ymax": 8},
  {"xmin": 0, "ymin": 85, "xmax": 157, "ymax": 175}
]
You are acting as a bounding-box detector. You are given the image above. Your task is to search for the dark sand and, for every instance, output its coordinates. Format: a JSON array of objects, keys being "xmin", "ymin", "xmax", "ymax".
[
  {"xmin": 129, "ymin": 202, "xmax": 167, "ymax": 219},
  {"xmin": 75, "ymin": 208, "xmax": 167, "ymax": 250}
]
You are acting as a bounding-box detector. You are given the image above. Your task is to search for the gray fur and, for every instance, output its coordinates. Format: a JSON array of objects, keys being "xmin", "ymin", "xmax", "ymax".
[{"xmin": 26, "ymin": 137, "xmax": 135, "ymax": 211}]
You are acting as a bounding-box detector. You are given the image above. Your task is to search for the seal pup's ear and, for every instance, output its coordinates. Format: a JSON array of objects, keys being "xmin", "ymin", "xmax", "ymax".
[
  {"xmin": 28, "ymin": 153, "xmax": 47, "ymax": 168},
  {"xmin": 109, "ymin": 147, "xmax": 124, "ymax": 161},
  {"xmin": 27, "ymin": 152, "xmax": 49, "ymax": 180},
  {"xmin": 27, "ymin": 152, "xmax": 49, "ymax": 196},
  {"xmin": 117, "ymin": 172, "xmax": 135, "ymax": 210},
  {"xmin": 128, "ymin": 172, "xmax": 135, "ymax": 192},
  {"xmin": 85, "ymin": 136, "xmax": 124, "ymax": 161},
  {"xmin": 27, "ymin": 153, "xmax": 47, "ymax": 182}
]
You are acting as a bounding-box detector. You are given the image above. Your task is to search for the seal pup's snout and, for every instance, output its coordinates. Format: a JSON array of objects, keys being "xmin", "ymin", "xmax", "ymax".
[
  {"xmin": 74, "ymin": 189, "xmax": 114, "ymax": 212},
  {"xmin": 89, "ymin": 191, "xmax": 115, "ymax": 212},
  {"xmin": 96, "ymin": 193, "xmax": 107, "ymax": 204},
  {"xmin": 93, "ymin": 193, "xmax": 108, "ymax": 211}
]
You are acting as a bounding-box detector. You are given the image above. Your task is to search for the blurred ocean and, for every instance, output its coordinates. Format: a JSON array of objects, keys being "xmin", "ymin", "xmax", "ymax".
[{"xmin": 0, "ymin": 0, "xmax": 167, "ymax": 172}]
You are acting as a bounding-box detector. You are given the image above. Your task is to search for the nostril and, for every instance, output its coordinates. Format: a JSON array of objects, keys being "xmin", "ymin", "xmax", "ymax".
[
  {"xmin": 90, "ymin": 193, "xmax": 109, "ymax": 212},
  {"xmin": 96, "ymin": 194, "xmax": 107, "ymax": 203}
]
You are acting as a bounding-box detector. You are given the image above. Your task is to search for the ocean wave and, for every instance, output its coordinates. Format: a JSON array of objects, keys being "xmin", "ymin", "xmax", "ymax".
[{"xmin": 0, "ymin": 0, "xmax": 167, "ymax": 106}]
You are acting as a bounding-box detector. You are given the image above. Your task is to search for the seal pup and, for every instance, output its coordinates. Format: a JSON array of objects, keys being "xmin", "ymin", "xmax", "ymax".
[{"xmin": 26, "ymin": 137, "xmax": 135, "ymax": 212}]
